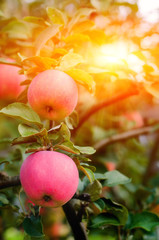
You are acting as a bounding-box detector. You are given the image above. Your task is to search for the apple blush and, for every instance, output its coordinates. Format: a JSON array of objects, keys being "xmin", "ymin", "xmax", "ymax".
[
  {"xmin": 20, "ymin": 151, "xmax": 79, "ymax": 208},
  {"xmin": 27, "ymin": 69, "xmax": 78, "ymax": 121}
]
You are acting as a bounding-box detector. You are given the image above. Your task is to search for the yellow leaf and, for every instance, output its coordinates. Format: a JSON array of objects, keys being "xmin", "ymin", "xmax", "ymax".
[
  {"xmin": 59, "ymin": 53, "xmax": 84, "ymax": 71},
  {"xmin": 46, "ymin": 7, "xmax": 68, "ymax": 25},
  {"xmin": 65, "ymin": 69, "xmax": 96, "ymax": 93},
  {"xmin": 23, "ymin": 56, "xmax": 58, "ymax": 69},
  {"xmin": 52, "ymin": 48, "xmax": 68, "ymax": 58},
  {"xmin": 26, "ymin": 66, "xmax": 42, "ymax": 77},
  {"xmin": 145, "ymin": 82, "xmax": 159, "ymax": 98},
  {"xmin": 91, "ymin": 0, "xmax": 111, "ymax": 11},
  {"xmin": 68, "ymin": 8, "xmax": 96, "ymax": 32},
  {"xmin": 71, "ymin": 20, "xmax": 95, "ymax": 34},
  {"xmin": 64, "ymin": 33, "xmax": 90, "ymax": 45},
  {"xmin": 86, "ymin": 29, "xmax": 107, "ymax": 44},
  {"xmin": 35, "ymin": 24, "xmax": 61, "ymax": 56}
]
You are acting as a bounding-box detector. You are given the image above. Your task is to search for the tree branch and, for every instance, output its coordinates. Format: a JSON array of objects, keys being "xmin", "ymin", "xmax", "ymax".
[
  {"xmin": 0, "ymin": 173, "xmax": 20, "ymax": 189},
  {"xmin": 94, "ymin": 124, "xmax": 159, "ymax": 151},
  {"xmin": 62, "ymin": 201, "xmax": 88, "ymax": 240},
  {"xmin": 73, "ymin": 85, "xmax": 139, "ymax": 135}
]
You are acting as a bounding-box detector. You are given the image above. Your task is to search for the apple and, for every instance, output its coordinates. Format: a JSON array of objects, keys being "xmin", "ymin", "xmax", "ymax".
[
  {"xmin": 20, "ymin": 151, "xmax": 79, "ymax": 208},
  {"xmin": 105, "ymin": 162, "xmax": 116, "ymax": 171},
  {"xmin": 27, "ymin": 69, "xmax": 78, "ymax": 120},
  {"xmin": 119, "ymin": 111, "xmax": 144, "ymax": 130},
  {"xmin": 0, "ymin": 62, "xmax": 25, "ymax": 102}
]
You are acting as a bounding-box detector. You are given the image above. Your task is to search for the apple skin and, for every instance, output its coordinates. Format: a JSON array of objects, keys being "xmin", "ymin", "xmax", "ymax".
[
  {"xmin": 0, "ymin": 62, "xmax": 25, "ymax": 102},
  {"xmin": 20, "ymin": 151, "xmax": 79, "ymax": 208},
  {"xmin": 27, "ymin": 70, "xmax": 78, "ymax": 120}
]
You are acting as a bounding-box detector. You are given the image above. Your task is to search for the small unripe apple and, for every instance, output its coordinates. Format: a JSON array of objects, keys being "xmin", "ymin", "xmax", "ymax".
[
  {"xmin": 0, "ymin": 62, "xmax": 25, "ymax": 102},
  {"xmin": 27, "ymin": 70, "xmax": 78, "ymax": 120},
  {"xmin": 20, "ymin": 151, "xmax": 79, "ymax": 208}
]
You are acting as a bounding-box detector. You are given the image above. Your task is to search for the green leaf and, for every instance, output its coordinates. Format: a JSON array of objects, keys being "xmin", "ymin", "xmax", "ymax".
[
  {"xmin": 59, "ymin": 123, "xmax": 71, "ymax": 140},
  {"xmin": 18, "ymin": 124, "xmax": 39, "ymax": 137},
  {"xmin": 80, "ymin": 163, "xmax": 96, "ymax": 172},
  {"xmin": 24, "ymin": 234, "xmax": 45, "ymax": 240},
  {"xmin": 79, "ymin": 166, "xmax": 95, "ymax": 183},
  {"xmin": 84, "ymin": 180, "xmax": 102, "ymax": 201},
  {"xmin": 12, "ymin": 136, "xmax": 37, "ymax": 145},
  {"xmin": 12, "ymin": 128, "xmax": 47, "ymax": 145},
  {"xmin": 0, "ymin": 194, "xmax": 9, "ymax": 205},
  {"xmin": 93, "ymin": 198, "xmax": 106, "ymax": 212},
  {"xmin": 89, "ymin": 213, "xmax": 120, "ymax": 228},
  {"xmin": 65, "ymin": 111, "xmax": 79, "ymax": 129},
  {"xmin": 23, "ymin": 215, "xmax": 44, "ymax": 237},
  {"xmin": 96, "ymin": 198, "xmax": 128, "ymax": 225},
  {"xmin": 35, "ymin": 24, "xmax": 61, "ymax": 55},
  {"xmin": 55, "ymin": 140, "xmax": 80, "ymax": 154},
  {"xmin": 74, "ymin": 145, "xmax": 96, "ymax": 155},
  {"xmin": 104, "ymin": 170, "xmax": 131, "ymax": 187},
  {"xmin": 47, "ymin": 7, "xmax": 67, "ymax": 25},
  {"xmin": 95, "ymin": 170, "xmax": 131, "ymax": 187},
  {"xmin": 0, "ymin": 103, "xmax": 43, "ymax": 128},
  {"xmin": 126, "ymin": 212, "xmax": 159, "ymax": 231}
]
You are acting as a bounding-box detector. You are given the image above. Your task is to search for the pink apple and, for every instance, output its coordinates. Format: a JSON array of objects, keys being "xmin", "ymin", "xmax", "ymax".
[
  {"xmin": 27, "ymin": 70, "xmax": 78, "ymax": 120},
  {"xmin": 0, "ymin": 61, "xmax": 25, "ymax": 102},
  {"xmin": 20, "ymin": 151, "xmax": 79, "ymax": 208}
]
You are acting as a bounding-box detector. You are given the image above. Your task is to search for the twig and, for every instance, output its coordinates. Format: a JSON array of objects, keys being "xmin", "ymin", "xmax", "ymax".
[
  {"xmin": 94, "ymin": 124, "xmax": 159, "ymax": 151},
  {"xmin": 73, "ymin": 86, "xmax": 139, "ymax": 135},
  {"xmin": 0, "ymin": 173, "xmax": 20, "ymax": 189},
  {"xmin": 62, "ymin": 201, "xmax": 88, "ymax": 240}
]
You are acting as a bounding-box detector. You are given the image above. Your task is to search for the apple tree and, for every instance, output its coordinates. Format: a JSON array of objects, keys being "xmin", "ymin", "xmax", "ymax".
[{"xmin": 0, "ymin": 0, "xmax": 159, "ymax": 239}]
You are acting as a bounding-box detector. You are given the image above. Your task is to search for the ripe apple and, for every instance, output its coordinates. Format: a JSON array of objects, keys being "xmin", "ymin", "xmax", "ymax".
[
  {"xmin": 105, "ymin": 162, "xmax": 116, "ymax": 171},
  {"xmin": 27, "ymin": 69, "xmax": 78, "ymax": 120},
  {"xmin": 20, "ymin": 151, "xmax": 79, "ymax": 208},
  {"xmin": 119, "ymin": 111, "xmax": 144, "ymax": 130},
  {"xmin": 0, "ymin": 62, "xmax": 25, "ymax": 102}
]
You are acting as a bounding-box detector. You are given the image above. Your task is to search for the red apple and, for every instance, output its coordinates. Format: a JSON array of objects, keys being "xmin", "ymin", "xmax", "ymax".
[
  {"xmin": 105, "ymin": 162, "xmax": 116, "ymax": 171},
  {"xmin": 20, "ymin": 151, "xmax": 79, "ymax": 208},
  {"xmin": 119, "ymin": 111, "xmax": 144, "ymax": 130},
  {"xmin": 0, "ymin": 62, "xmax": 25, "ymax": 102},
  {"xmin": 27, "ymin": 70, "xmax": 78, "ymax": 120}
]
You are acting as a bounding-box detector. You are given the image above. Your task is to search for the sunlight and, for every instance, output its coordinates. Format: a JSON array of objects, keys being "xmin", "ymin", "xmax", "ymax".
[{"xmin": 93, "ymin": 41, "xmax": 130, "ymax": 67}]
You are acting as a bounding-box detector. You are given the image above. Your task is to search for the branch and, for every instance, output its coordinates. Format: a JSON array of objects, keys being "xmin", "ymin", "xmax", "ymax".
[
  {"xmin": 73, "ymin": 85, "xmax": 139, "ymax": 134},
  {"xmin": 94, "ymin": 124, "xmax": 159, "ymax": 151},
  {"xmin": 62, "ymin": 201, "xmax": 88, "ymax": 240},
  {"xmin": 0, "ymin": 173, "xmax": 20, "ymax": 189}
]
